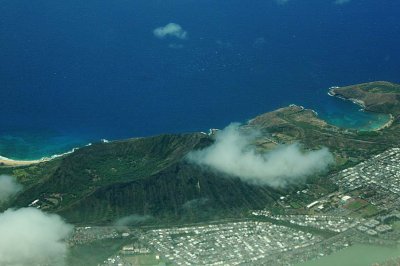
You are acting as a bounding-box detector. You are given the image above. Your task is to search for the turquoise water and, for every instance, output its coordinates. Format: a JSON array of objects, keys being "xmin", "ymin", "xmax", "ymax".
[
  {"xmin": 319, "ymin": 104, "xmax": 391, "ymax": 132},
  {"xmin": 0, "ymin": 130, "xmax": 93, "ymax": 160},
  {"xmin": 0, "ymin": 94, "xmax": 391, "ymax": 160},
  {"xmin": 313, "ymin": 92, "xmax": 391, "ymax": 132},
  {"xmin": 324, "ymin": 112, "xmax": 390, "ymax": 131},
  {"xmin": 0, "ymin": 0, "xmax": 399, "ymax": 161}
]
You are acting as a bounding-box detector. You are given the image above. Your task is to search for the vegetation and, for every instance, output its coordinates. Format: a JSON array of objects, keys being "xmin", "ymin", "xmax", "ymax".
[
  {"xmin": 3, "ymin": 81, "xmax": 400, "ymax": 226},
  {"xmin": 1, "ymin": 133, "xmax": 281, "ymax": 225},
  {"xmin": 332, "ymin": 81, "xmax": 400, "ymax": 115}
]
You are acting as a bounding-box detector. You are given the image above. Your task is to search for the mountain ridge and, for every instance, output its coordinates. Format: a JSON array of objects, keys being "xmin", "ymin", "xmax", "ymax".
[{"xmin": 3, "ymin": 81, "xmax": 400, "ymax": 225}]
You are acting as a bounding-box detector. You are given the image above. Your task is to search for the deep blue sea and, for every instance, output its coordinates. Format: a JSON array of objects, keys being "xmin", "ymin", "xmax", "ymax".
[{"xmin": 1, "ymin": 0, "xmax": 399, "ymax": 160}]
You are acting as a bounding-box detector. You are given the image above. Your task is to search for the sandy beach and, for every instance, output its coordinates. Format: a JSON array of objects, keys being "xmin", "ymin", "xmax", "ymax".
[
  {"xmin": 0, "ymin": 145, "xmax": 89, "ymax": 167},
  {"xmin": 0, "ymin": 156, "xmax": 48, "ymax": 167},
  {"xmin": 374, "ymin": 114, "xmax": 395, "ymax": 131}
]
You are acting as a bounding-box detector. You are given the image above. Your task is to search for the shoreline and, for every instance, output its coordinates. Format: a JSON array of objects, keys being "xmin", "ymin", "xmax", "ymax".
[
  {"xmin": 0, "ymin": 156, "xmax": 48, "ymax": 166},
  {"xmin": 327, "ymin": 87, "xmax": 393, "ymax": 131},
  {"xmin": 373, "ymin": 113, "xmax": 395, "ymax": 131},
  {"xmin": 0, "ymin": 142, "xmax": 94, "ymax": 167},
  {"xmin": 327, "ymin": 87, "xmax": 367, "ymax": 109}
]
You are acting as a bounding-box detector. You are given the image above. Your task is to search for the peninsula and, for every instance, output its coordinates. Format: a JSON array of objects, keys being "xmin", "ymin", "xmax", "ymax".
[
  {"xmin": 2, "ymin": 81, "xmax": 400, "ymax": 265},
  {"xmin": 329, "ymin": 81, "xmax": 400, "ymax": 115}
]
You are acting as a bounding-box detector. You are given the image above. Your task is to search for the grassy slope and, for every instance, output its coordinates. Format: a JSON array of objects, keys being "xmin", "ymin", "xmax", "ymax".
[
  {"xmin": 3, "ymin": 82, "xmax": 400, "ymax": 225},
  {"xmin": 248, "ymin": 105, "xmax": 395, "ymax": 163},
  {"xmin": 332, "ymin": 81, "xmax": 400, "ymax": 115},
  {"xmin": 2, "ymin": 133, "xmax": 280, "ymax": 225}
]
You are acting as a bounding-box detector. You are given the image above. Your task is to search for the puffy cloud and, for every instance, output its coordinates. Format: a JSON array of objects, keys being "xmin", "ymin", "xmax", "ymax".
[
  {"xmin": 0, "ymin": 208, "xmax": 73, "ymax": 266},
  {"xmin": 114, "ymin": 214, "xmax": 152, "ymax": 226},
  {"xmin": 187, "ymin": 124, "xmax": 334, "ymax": 188},
  {"xmin": 0, "ymin": 175, "xmax": 22, "ymax": 203},
  {"xmin": 334, "ymin": 0, "xmax": 351, "ymax": 4},
  {"xmin": 275, "ymin": 0, "xmax": 290, "ymax": 5},
  {"xmin": 253, "ymin": 37, "xmax": 266, "ymax": 47},
  {"xmin": 168, "ymin": 43, "xmax": 184, "ymax": 49},
  {"xmin": 182, "ymin": 198, "xmax": 209, "ymax": 210},
  {"xmin": 153, "ymin": 23, "xmax": 188, "ymax": 40},
  {"xmin": 274, "ymin": 0, "xmax": 352, "ymax": 5}
]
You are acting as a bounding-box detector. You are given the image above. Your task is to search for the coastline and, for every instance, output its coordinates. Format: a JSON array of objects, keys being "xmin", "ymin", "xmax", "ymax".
[
  {"xmin": 374, "ymin": 113, "xmax": 395, "ymax": 131},
  {"xmin": 327, "ymin": 87, "xmax": 367, "ymax": 109},
  {"xmin": 0, "ymin": 143, "xmax": 93, "ymax": 167},
  {"xmin": 327, "ymin": 87, "xmax": 393, "ymax": 131},
  {"xmin": 0, "ymin": 156, "xmax": 48, "ymax": 166}
]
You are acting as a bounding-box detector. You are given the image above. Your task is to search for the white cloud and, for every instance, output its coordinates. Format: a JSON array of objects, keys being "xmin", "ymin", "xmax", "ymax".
[
  {"xmin": 253, "ymin": 37, "xmax": 266, "ymax": 47},
  {"xmin": 0, "ymin": 208, "xmax": 73, "ymax": 266},
  {"xmin": 168, "ymin": 43, "xmax": 184, "ymax": 49},
  {"xmin": 275, "ymin": 0, "xmax": 290, "ymax": 5},
  {"xmin": 0, "ymin": 175, "xmax": 22, "ymax": 203},
  {"xmin": 182, "ymin": 198, "xmax": 209, "ymax": 209},
  {"xmin": 274, "ymin": 0, "xmax": 352, "ymax": 5},
  {"xmin": 334, "ymin": 0, "xmax": 351, "ymax": 4},
  {"xmin": 153, "ymin": 23, "xmax": 188, "ymax": 40},
  {"xmin": 187, "ymin": 124, "xmax": 334, "ymax": 188},
  {"xmin": 114, "ymin": 214, "xmax": 152, "ymax": 226}
]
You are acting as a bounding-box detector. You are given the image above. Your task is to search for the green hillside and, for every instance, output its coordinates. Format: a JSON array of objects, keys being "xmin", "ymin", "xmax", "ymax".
[{"xmin": 3, "ymin": 85, "xmax": 400, "ymax": 225}]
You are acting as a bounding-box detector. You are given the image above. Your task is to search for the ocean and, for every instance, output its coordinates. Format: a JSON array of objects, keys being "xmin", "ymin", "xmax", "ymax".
[{"xmin": 1, "ymin": 0, "xmax": 399, "ymax": 160}]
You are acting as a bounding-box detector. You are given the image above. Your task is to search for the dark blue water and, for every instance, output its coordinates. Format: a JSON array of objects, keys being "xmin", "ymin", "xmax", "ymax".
[{"xmin": 1, "ymin": 0, "xmax": 399, "ymax": 159}]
